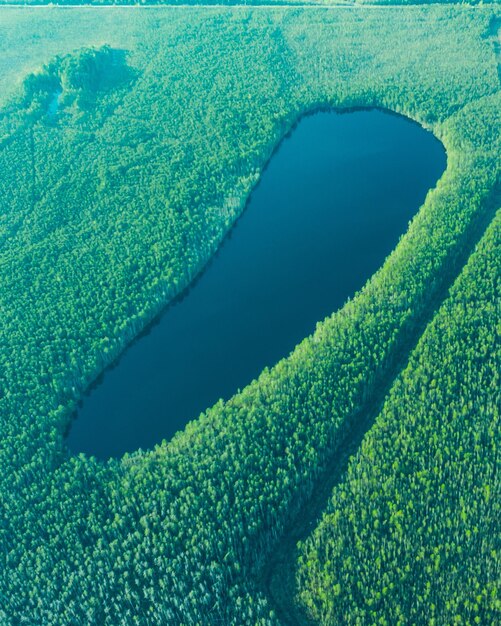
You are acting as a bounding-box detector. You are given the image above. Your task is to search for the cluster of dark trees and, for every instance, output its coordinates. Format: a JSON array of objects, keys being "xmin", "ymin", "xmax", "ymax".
[{"xmin": 0, "ymin": 5, "xmax": 499, "ymax": 625}]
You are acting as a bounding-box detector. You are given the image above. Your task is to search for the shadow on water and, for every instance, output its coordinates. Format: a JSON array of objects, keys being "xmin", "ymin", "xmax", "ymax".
[{"xmin": 66, "ymin": 107, "xmax": 446, "ymax": 459}]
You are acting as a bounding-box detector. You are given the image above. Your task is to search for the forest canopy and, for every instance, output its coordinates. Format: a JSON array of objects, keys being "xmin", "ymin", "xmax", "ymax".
[{"xmin": 0, "ymin": 3, "xmax": 499, "ymax": 625}]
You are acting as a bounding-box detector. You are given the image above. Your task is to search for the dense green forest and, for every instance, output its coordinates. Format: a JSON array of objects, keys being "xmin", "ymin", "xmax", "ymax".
[
  {"xmin": 1, "ymin": 4, "xmax": 499, "ymax": 625},
  {"xmin": 296, "ymin": 211, "xmax": 500, "ymax": 625}
]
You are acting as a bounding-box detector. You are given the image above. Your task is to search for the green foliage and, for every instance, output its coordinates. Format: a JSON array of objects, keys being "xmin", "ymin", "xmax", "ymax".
[
  {"xmin": 296, "ymin": 211, "xmax": 500, "ymax": 625},
  {"xmin": 0, "ymin": 0, "xmax": 497, "ymax": 6},
  {"xmin": 0, "ymin": 5, "xmax": 499, "ymax": 625},
  {"xmin": 18, "ymin": 46, "xmax": 133, "ymax": 118},
  {"xmin": 22, "ymin": 70, "xmax": 60, "ymax": 109}
]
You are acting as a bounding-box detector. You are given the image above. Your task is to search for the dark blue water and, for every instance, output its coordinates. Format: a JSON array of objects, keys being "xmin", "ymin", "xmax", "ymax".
[{"xmin": 67, "ymin": 109, "xmax": 446, "ymax": 459}]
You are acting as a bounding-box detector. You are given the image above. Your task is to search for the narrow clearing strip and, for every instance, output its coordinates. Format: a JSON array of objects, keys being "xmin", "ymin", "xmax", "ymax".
[
  {"xmin": 0, "ymin": 3, "xmax": 490, "ymax": 9},
  {"xmin": 261, "ymin": 181, "xmax": 501, "ymax": 625}
]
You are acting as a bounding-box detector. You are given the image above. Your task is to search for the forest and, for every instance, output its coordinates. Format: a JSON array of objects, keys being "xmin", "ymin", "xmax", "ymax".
[
  {"xmin": 296, "ymin": 211, "xmax": 500, "ymax": 625},
  {"xmin": 0, "ymin": 0, "xmax": 497, "ymax": 6},
  {"xmin": 0, "ymin": 3, "xmax": 499, "ymax": 625}
]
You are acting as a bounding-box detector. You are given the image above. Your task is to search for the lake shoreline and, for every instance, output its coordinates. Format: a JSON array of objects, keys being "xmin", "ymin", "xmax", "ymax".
[{"xmin": 66, "ymin": 106, "xmax": 446, "ymax": 459}]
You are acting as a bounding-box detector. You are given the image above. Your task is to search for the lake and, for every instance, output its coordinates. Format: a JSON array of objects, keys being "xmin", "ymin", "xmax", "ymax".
[{"xmin": 66, "ymin": 109, "xmax": 446, "ymax": 459}]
